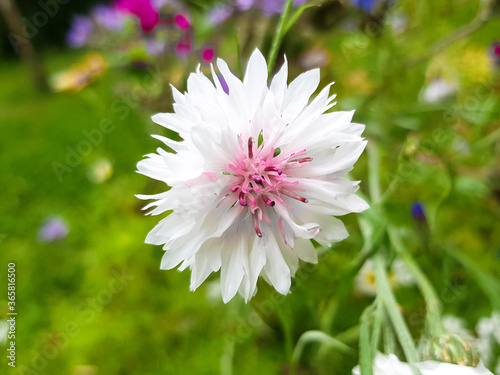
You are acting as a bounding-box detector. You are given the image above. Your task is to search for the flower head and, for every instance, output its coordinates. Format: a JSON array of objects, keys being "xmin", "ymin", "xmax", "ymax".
[
  {"xmin": 236, "ymin": 0, "xmax": 308, "ymax": 17},
  {"xmin": 137, "ymin": 49, "xmax": 368, "ymax": 303},
  {"xmin": 352, "ymin": 353, "xmax": 494, "ymax": 375},
  {"xmin": 38, "ymin": 217, "xmax": 69, "ymax": 242},
  {"xmin": 91, "ymin": 4, "xmax": 125, "ymax": 31},
  {"xmin": 115, "ymin": 0, "xmax": 159, "ymax": 33},
  {"xmin": 67, "ymin": 15, "xmax": 93, "ymax": 48}
]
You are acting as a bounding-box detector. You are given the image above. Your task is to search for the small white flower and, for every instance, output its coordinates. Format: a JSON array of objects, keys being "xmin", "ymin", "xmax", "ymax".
[
  {"xmin": 137, "ymin": 49, "xmax": 369, "ymax": 303},
  {"xmin": 352, "ymin": 353, "xmax": 494, "ymax": 375},
  {"xmin": 392, "ymin": 259, "xmax": 416, "ymax": 287},
  {"xmin": 0, "ymin": 320, "xmax": 8, "ymax": 346},
  {"xmin": 476, "ymin": 312, "xmax": 500, "ymax": 364},
  {"xmin": 355, "ymin": 258, "xmax": 413, "ymax": 296},
  {"xmin": 352, "ymin": 353, "xmax": 415, "ymax": 375},
  {"xmin": 420, "ymin": 79, "xmax": 457, "ymax": 103},
  {"xmin": 88, "ymin": 158, "xmax": 113, "ymax": 184},
  {"xmin": 355, "ymin": 259, "xmax": 379, "ymax": 296},
  {"xmin": 442, "ymin": 315, "xmax": 472, "ymax": 338}
]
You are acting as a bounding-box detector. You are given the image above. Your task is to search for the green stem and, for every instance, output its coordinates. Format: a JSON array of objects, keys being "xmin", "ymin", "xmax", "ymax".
[
  {"xmin": 275, "ymin": 303, "xmax": 295, "ymax": 374},
  {"xmin": 387, "ymin": 227, "xmax": 444, "ymax": 337},
  {"xmin": 359, "ymin": 301, "xmax": 377, "ymax": 375},
  {"xmin": 373, "ymin": 255, "xmax": 421, "ymax": 374},
  {"xmin": 267, "ymin": 0, "xmax": 294, "ymax": 74},
  {"xmin": 292, "ymin": 330, "xmax": 355, "ymax": 367}
]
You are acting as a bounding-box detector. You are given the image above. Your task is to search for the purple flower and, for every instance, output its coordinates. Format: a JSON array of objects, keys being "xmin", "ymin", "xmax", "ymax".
[
  {"xmin": 411, "ymin": 202, "xmax": 426, "ymax": 222},
  {"xmin": 236, "ymin": 0, "xmax": 308, "ymax": 17},
  {"xmin": 115, "ymin": 0, "xmax": 159, "ymax": 33},
  {"xmin": 38, "ymin": 217, "xmax": 69, "ymax": 242},
  {"xmin": 208, "ymin": 4, "xmax": 234, "ymax": 25},
  {"xmin": 91, "ymin": 4, "xmax": 125, "ymax": 31},
  {"xmin": 67, "ymin": 15, "xmax": 93, "ymax": 48},
  {"xmin": 490, "ymin": 42, "xmax": 500, "ymax": 66},
  {"xmin": 350, "ymin": 0, "xmax": 389, "ymax": 13}
]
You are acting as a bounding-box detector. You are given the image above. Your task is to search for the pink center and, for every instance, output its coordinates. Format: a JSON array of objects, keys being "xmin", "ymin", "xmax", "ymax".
[{"xmin": 219, "ymin": 136, "xmax": 312, "ymax": 238}]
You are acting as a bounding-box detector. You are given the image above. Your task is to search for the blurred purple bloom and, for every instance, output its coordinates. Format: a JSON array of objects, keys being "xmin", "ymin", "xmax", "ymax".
[
  {"xmin": 146, "ymin": 39, "xmax": 165, "ymax": 55},
  {"xmin": 208, "ymin": 4, "xmax": 234, "ymax": 25},
  {"xmin": 350, "ymin": 0, "xmax": 389, "ymax": 13},
  {"xmin": 115, "ymin": 0, "xmax": 159, "ymax": 33},
  {"xmin": 67, "ymin": 16, "xmax": 93, "ymax": 48},
  {"xmin": 411, "ymin": 202, "xmax": 426, "ymax": 222},
  {"xmin": 38, "ymin": 217, "xmax": 69, "ymax": 242},
  {"xmin": 92, "ymin": 4, "xmax": 125, "ymax": 31},
  {"xmin": 490, "ymin": 42, "xmax": 500, "ymax": 66},
  {"xmin": 152, "ymin": 0, "xmax": 170, "ymax": 9},
  {"xmin": 236, "ymin": 0, "xmax": 307, "ymax": 17}
]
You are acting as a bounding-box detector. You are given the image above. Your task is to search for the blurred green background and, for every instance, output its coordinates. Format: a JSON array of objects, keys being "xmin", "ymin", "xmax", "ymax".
[{"xmin": 1, "ymin": 0, "xmax": 500, "ymax": 374}]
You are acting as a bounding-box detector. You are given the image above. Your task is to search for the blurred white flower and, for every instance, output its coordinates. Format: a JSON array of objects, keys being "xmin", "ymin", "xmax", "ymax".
[
  {"xmin": 476, "ymin": 312, "xmax": 500, "ymax": 365},
  {"xmin": 0, "ymin": 320, "xmax": 8, "ymax": 346},
  {"xmin": 355, "ymin": 258, "xmax": 413, "ymax": 296},
  {"xmin": 88, "ymin": 158, "xmax": 113, "ymax": 184},
  {"xmin": 355, "ymin": 259, "xmax": 379, "ymax": 295},
  {"xmin": 392, "ymin": 259, "xmax": 416, "ymax": 287},
  {"xmin": 352, "ymin": 353, "xmax": 494, "ymax": 375},
  {"xmin": 137, "ymin": 48, "xmax": 368, "ymax": 303},
  {"xmin": 421, "ymin": 79, "xmax": 457, "ymax": 103},
  {"xmin": 352, "ymin": 353, "xmax": 414, "ymax": 375},
  {"xmin": 442, "ymin": 315, "xmax": 473, "ymax": 338},
  {"xmin": 417, "ymin": 359, "xmax": 493, "ymax": 374}
]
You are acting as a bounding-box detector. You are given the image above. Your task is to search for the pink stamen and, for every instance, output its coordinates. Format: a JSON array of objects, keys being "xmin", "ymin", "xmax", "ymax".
[
  {"xmin": 290, "ymin": 157, "xmax": 313, "ymax": 164},
  {"xmin": 222, "ymin": 135, "xmax": 311, "ymax": 237},
  {"xmin": 281, "ymin": 189, "xmax": 308, "ymax": 203},
  {"xmin": 248, "ymin": 137, "xmax": 254, "ymax": 159},
  {"xmin": 239, "ymin": 191, "xmax": 247, "ymax": 206},
  {"xmin": 253, "ymin": 213, "xmax": 262, "ymax": 237},
  {"xmin": 278, "ymin": 218, "xmax": 287, "ymax": 244},
  {"xmin": 261, "ymin": 194, "xmax": 275, "ymax": 206}
]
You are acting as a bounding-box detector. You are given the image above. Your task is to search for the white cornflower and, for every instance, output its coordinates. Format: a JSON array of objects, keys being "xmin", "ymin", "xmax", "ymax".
[
  {"xmin": 352, "ymin": 353, "xmax": 494, "ymax": 375},
  {"xmin": 137, "ymin": 49, "xmax": 369, "ymax": 303}
]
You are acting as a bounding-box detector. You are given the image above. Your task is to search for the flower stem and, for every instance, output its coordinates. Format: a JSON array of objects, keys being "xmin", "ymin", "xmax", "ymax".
[
  {"xmin": 275, "ymin": 302, "xmax": 295, "ymax": 374},
  {"xmin": 387, "ymin": 226, "xmax": 444, "ymax": 337},
  {"xmin": 373, "ymin": 255, "xmax": 421, "ymax": 374},
  {"xmin": 267, "ymin": 0, "xmax": 294, "ymax": 75}
]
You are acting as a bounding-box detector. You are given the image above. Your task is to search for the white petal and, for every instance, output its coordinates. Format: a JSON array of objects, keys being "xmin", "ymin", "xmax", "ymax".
[
  {"xmin": 261, "ymin": 229, "xmax": 291, "ymax": 295},
  {"xmin": 243, "ymin": 49, "xmax": 268, "ymax": 117},
  {"xmin": 269, "ymin": 57, "xmax": 288, "ymax": 106},
  {"xmin": 282, "ymin": 68, "xmax": 320, "ymax": 120}
]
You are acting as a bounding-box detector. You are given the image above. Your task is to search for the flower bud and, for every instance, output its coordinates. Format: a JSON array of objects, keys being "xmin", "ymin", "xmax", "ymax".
[{"xmin": 420, "ymin": 334, "xmax": 481, "ymax": 367}]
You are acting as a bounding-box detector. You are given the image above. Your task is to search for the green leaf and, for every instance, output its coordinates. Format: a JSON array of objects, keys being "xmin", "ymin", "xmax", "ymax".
[
  {"xmin": 387, "ymin": 226, "xmax": 444, "ymax": 336},
  {"xmin": 292, "ymin": 330, "xmax": 354, "ymax": 369},
  {"xmin": 284, "ymin": 3, "xmax": 319, "ymax": 34},
  {"xmin": 267, "ymin": 0, "xmax": 294, "ymax": 74},
  {"xmin": 374, "ymin": 255, "xmax": 421, "ymax": 374},
  {"xmin": 445, "ymin": 247, "xmax": 500, "ymax": 312},
  {"xmin": 360, "ymin": 303, "xmax": 376, "ymax": 375}
]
